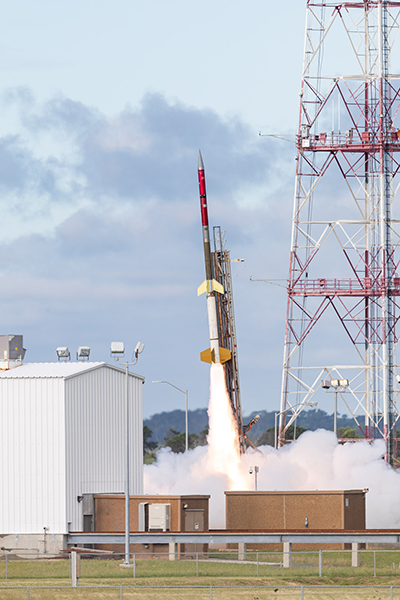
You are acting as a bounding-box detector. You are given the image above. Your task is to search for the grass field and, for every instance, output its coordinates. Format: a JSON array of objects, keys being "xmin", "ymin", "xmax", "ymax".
[
  {"xmin": 0, "ymin": 551, "xmax": 400, "ymax": 599},
  {"xmin": 0, "ymin": 582, "xmax": 400, "ymax": 600}
]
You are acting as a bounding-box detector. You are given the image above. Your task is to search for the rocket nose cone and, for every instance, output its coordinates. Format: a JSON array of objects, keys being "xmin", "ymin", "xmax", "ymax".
[{"xmin": 198, "ymin": 150, "xmax": 205, "ymax": 171}]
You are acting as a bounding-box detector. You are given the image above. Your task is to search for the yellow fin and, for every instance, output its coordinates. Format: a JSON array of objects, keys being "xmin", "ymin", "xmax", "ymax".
[
  {"xmin": 212, "ymin": 279, "xmax": 224, "ymax": 294},
  {"xmin": 219, "ymin": 347, "xmax": 231, "ymax": 363},
  {"xmin": 197, "ymin": 280, "xmax": 208, "ymax": 296},
  {"xmin": 198, "ymin": 279, "xmax": 224, "ymax": 296},
  {"xmin": 200, "ymin": 348, "xmax": 214, "ymax": 363},
  {"xmin": 200, "ymin": 347, "xmax": 231, "ymax": 364}
]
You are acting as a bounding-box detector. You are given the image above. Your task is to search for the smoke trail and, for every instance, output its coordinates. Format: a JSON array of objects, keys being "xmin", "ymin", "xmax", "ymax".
[
  {"xmin": 144, "ymin": 364, "xmax": 251, "ymax": 524},
  {"xmin": 204, "ymin": 364, "xmax": 249, "ymax": 490},
  {"xmin": 145, "ymin": 365, "xmax": 400, "ymax": 528}
]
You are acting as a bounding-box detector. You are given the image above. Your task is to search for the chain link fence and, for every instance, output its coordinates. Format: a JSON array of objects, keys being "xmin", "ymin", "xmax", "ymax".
[{"xmin": 0, "ymin": 549, "xmax": 400, "ymax": 581}]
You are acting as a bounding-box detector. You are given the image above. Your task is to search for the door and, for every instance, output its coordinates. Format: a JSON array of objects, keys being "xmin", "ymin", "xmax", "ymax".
[{"xmin": 184, "ymin": 509, "xmax": 204, "ymax": 556}]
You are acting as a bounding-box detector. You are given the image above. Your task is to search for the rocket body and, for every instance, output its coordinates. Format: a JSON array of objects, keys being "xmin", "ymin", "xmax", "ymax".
[
  {"xmin": 198, "ymin": 153, "xmax": 213, "ymax": 282},
  {"xmin": 198, "ymin": 151, "xmax": 230, "ymax": 365}
]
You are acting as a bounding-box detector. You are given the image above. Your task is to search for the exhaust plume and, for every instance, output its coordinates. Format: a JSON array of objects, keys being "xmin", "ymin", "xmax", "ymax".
[{"xmin": 145, "ymin": 365, "xmax": 400, "ymax": 528}]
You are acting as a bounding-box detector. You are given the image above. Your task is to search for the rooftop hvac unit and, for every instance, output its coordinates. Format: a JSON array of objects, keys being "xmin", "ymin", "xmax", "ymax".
[
  {"xmin": 148, "ymin": 503, "xmax": 170, "ymax": 532},
  {"xmin": 0, "ymin": 335, "xmax": 26, "ymax": 369},
  {"xmin": 0, "ymin": 335, "xmax": 26, "ymax": 361}
]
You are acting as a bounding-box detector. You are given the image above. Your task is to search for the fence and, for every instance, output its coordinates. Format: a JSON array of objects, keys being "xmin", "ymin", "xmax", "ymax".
[
  {"xmin": 1, "ymin": 548, "xmax": 400, "ymax": 582},
  {"xmin": 0, "ymin": 585, "xmax": 400, "ymax": 600}
]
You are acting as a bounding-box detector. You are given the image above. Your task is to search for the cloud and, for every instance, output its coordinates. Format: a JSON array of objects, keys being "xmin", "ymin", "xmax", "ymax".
[
  {"xmin": 0, "ymin": 88, "xmax": 294, "ymax": 416},
  {"xmin": 0, "ymin": 88, "xmax": 363, "ymax": 422},
  {"xmin": 0, "ymin": 134, "xmax": 45, "ymax": 193},
  {"xmin": 15, "ymin": 91, "xmax": 280, "ymax": 204}
]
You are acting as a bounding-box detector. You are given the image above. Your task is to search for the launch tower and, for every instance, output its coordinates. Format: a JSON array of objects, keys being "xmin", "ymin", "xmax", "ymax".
[
  {"xmin": 212, "ymin": 226, "xmax": 245, "ymax": 452},
  {"xmin": 279, "ymin": 0, "xmax": 400, "ymax": 464}
]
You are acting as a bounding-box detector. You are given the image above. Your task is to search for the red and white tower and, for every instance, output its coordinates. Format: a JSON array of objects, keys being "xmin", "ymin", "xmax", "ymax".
[{"xmin": 279, "ymin": 1, "xmax": 400, "ymax": 464}]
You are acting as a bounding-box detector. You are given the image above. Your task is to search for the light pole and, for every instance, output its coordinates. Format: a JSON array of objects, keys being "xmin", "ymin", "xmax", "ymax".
[
  {"xmin": 111, "ymin": 341, "xmax": 145, "ymax": 566},
  {"xmin": 275, "ymin": 401, "xmax": 318, "ymax": 449},
  {"xmin": 152, "ymin": 380, "xmax": 189, "ymax": 451},
  {"xmin": 249, "ymin": 466, "xmax": 259, "ymax": 490},
  {"xmin": 321, "ymin": 378, "xmax": 349, "ymax": 435}
]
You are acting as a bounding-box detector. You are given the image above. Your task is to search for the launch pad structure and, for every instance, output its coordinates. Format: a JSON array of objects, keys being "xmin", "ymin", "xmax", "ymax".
[
  {"xmin": 197, "ymin": 153, "xmax": 246, "ymax": 452},
  {"xmin": 212, "ymin": 226, "xmax": 246, "ymax": 452},
  {"xmin": 280, "ymin": 0, "xmax": 400, "ymax": 464}
]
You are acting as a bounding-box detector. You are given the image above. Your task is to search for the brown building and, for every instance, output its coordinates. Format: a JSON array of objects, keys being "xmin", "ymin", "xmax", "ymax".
[
  {"xmin": 225, "ymin": 490, "xmax": 366, "ymax": 549},
  {"xmin": 93, "ymin": 494, "xmax": 209, "ymax": 556}
]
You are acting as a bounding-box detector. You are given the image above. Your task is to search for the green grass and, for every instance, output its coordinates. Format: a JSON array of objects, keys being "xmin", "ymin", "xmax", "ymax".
[
  {"xmin": 1, "ymin": 583, "xmax": 400, "ymax": 600},
  {"xmin": 0, "ymin": 551, "xmax": 400, "ymax": 599}
]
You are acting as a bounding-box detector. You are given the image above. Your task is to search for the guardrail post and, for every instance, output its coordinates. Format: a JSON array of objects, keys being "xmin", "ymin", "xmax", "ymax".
[
  {"xmin": 283, "ymin": 542, "xmax": 292, "ymax": 568},
  {"xmin": 301, "ymin": 585, "xmax": 303, "ymax": 600},
  {"xmin": 196, "ymin": 552, "xmax": 199, "ymax": 576},
  {"xmin": 319, "ymin": 550, "xmax": 322, "ymax": 577},
  {"xmin": 133, "ymin": 554, "xmax": 136, "ymax": 578},
  {"xmin": 71, "ymin": 550, "xmax": 80, "ymax": 587},
  {"xmin": 168, "ymin": 542, "xmax": 177, "ymax": 561},
  {"xmin": 374, "ymin": 550, "xmax": 376, "ymax": 576},
  {"xmin": 238, "ymin": 543, "xmax": 246, "ymax": 561},
  {"xmin": 5, "ymin": 553, "xmax": 7, "ymax": 579},
  {"xmin": 210, "ymin": 584, "xmax": 213, "ymax": 600},
  {"xmin": 351, "ymin": 543, "xmax": 360, "ymax": 567},
  {"xmin": 257, "ymin": 552, "xmax": 259, "ymax": 577},
  {"xmin": 27, "ymin": 586, "xmax": 29, "ymax": 600}
]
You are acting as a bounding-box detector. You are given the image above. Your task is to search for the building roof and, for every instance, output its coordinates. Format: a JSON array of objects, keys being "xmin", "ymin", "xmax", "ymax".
[
  {"xmin": 93, "ymin": 494, "xmax": 210, "ymax": 499},
  {"xmin": 0, "ymin": 362, "xmax": 145, "ymax": 380},
  {"xmin": 225, "ymin": 490, "xmax": 364, "ymax": 496}
]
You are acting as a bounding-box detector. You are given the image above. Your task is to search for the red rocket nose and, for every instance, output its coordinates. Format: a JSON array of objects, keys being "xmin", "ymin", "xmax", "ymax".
[{"xmin": 198, "ymin": 152, "xmax": 208, "ymax": 227}]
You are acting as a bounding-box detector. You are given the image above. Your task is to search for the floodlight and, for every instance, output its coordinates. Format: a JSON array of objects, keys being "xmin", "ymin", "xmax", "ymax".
[
  {"xmin": 396, "ymin": 375, "xmax": 400, "ymax": 385},
  {"xmin": 339, "ymin": 379, "xmax": 349, "ymax": 388},
  {"xmin": 77, "ymin": 346, "xmax": 90, "ymax": 360},
  {"xmin": 248, "ymin": 467, "xmax": 253, "ymax": 475},
  {"xmin": 56, "ymin": 347, "xmax": 70, "ymax": 360},
  {"xmin": 110, "ymin": 342, "xmax": 125, "ymax": 355},
  {"xmin": 134, "ymin": 341, "xmax": 145, "ymax": 355},
  {"xmin": 321, "ymin": 379, "xmax": 330, "ymax": 389},
  {"xmin": 330, "ymin": 379, "xmax": 340, "ymax": 388},
  {"xmin": 308, "ymin": 401, "xmax": 318, "ymax": 408}
]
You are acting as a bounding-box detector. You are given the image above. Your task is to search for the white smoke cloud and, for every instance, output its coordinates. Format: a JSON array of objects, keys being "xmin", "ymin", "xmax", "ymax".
[{"xmin": 145, "ymin": 366, "xmax": 400, "ymax": 529}]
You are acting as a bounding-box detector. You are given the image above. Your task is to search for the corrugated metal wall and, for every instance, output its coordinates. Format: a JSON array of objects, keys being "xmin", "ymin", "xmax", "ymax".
[
  {"xmin": 65, "ymin": 366, "xmax": 143, "ymax": 531},
  {"xmin": 0, "ymin": 378, "xmax": 66, "ymax": 533}
]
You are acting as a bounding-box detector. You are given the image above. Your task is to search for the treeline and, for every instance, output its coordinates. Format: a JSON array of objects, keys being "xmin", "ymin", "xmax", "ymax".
[{"xmin": 143, "ymin": 407, "xmax": 357, "ymax": 460}]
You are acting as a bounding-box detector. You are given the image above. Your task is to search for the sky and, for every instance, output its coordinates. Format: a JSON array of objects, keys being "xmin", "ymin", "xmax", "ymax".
[{"xmin": 0, "ymin": 0, "xmax": 312, "ymax": 418}]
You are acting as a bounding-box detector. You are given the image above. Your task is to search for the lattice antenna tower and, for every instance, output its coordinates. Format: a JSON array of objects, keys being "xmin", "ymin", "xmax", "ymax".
[{"xmin": 279, "ymin": 0, "xmax": 400, "ymax": 464}]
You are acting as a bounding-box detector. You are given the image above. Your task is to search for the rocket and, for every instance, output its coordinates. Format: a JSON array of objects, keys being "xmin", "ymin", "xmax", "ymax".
[{"xmin": 197, "ymin": 150, "xmax": 231, "ymax": 365}]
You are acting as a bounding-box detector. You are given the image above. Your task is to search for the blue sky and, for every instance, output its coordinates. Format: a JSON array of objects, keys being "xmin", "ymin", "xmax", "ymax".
[
  {"xmin": 0, "ymin": 1, "xmax": 304, "ymax": 132},
  {"xmin": 0, "ymin": 0, "xmax": 307, "ymax": 418}
]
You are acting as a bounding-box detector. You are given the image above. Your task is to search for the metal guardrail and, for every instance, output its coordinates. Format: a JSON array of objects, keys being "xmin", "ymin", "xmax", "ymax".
[{"xmin": 67, "ymin": 530, "xmax": 400, "ymax": 545}]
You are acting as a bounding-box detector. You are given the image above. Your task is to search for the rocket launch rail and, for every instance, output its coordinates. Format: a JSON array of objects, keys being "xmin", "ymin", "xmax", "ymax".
[{"xmin": 197, "ymin": 151, "xmax": 258, "ymax": 453}]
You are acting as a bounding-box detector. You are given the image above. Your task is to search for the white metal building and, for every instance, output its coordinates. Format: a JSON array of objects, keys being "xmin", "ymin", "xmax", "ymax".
[{"xmin": 0, "ymin": 361, "xmax": 144, "ymax": 553}]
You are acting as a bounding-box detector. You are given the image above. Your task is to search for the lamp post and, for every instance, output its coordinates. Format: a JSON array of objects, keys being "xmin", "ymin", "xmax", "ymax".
[
  {"xmin": 249, "ymin": 466, "xmax": 259, "ymax": 490},
  {"xmin": 275, "ymin": 401, "xmax": 318, "ymax": 449},
  {"xmin": 152, "ymin": 380, "xmax": 189, "ymax": 451},
  {"xmin": 321, "ymin": 378, "xmax": 349, "ymax": 435},
  {"xmin": 111, "ymin": 341, "xmax": 145, "ymax": 566}
]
